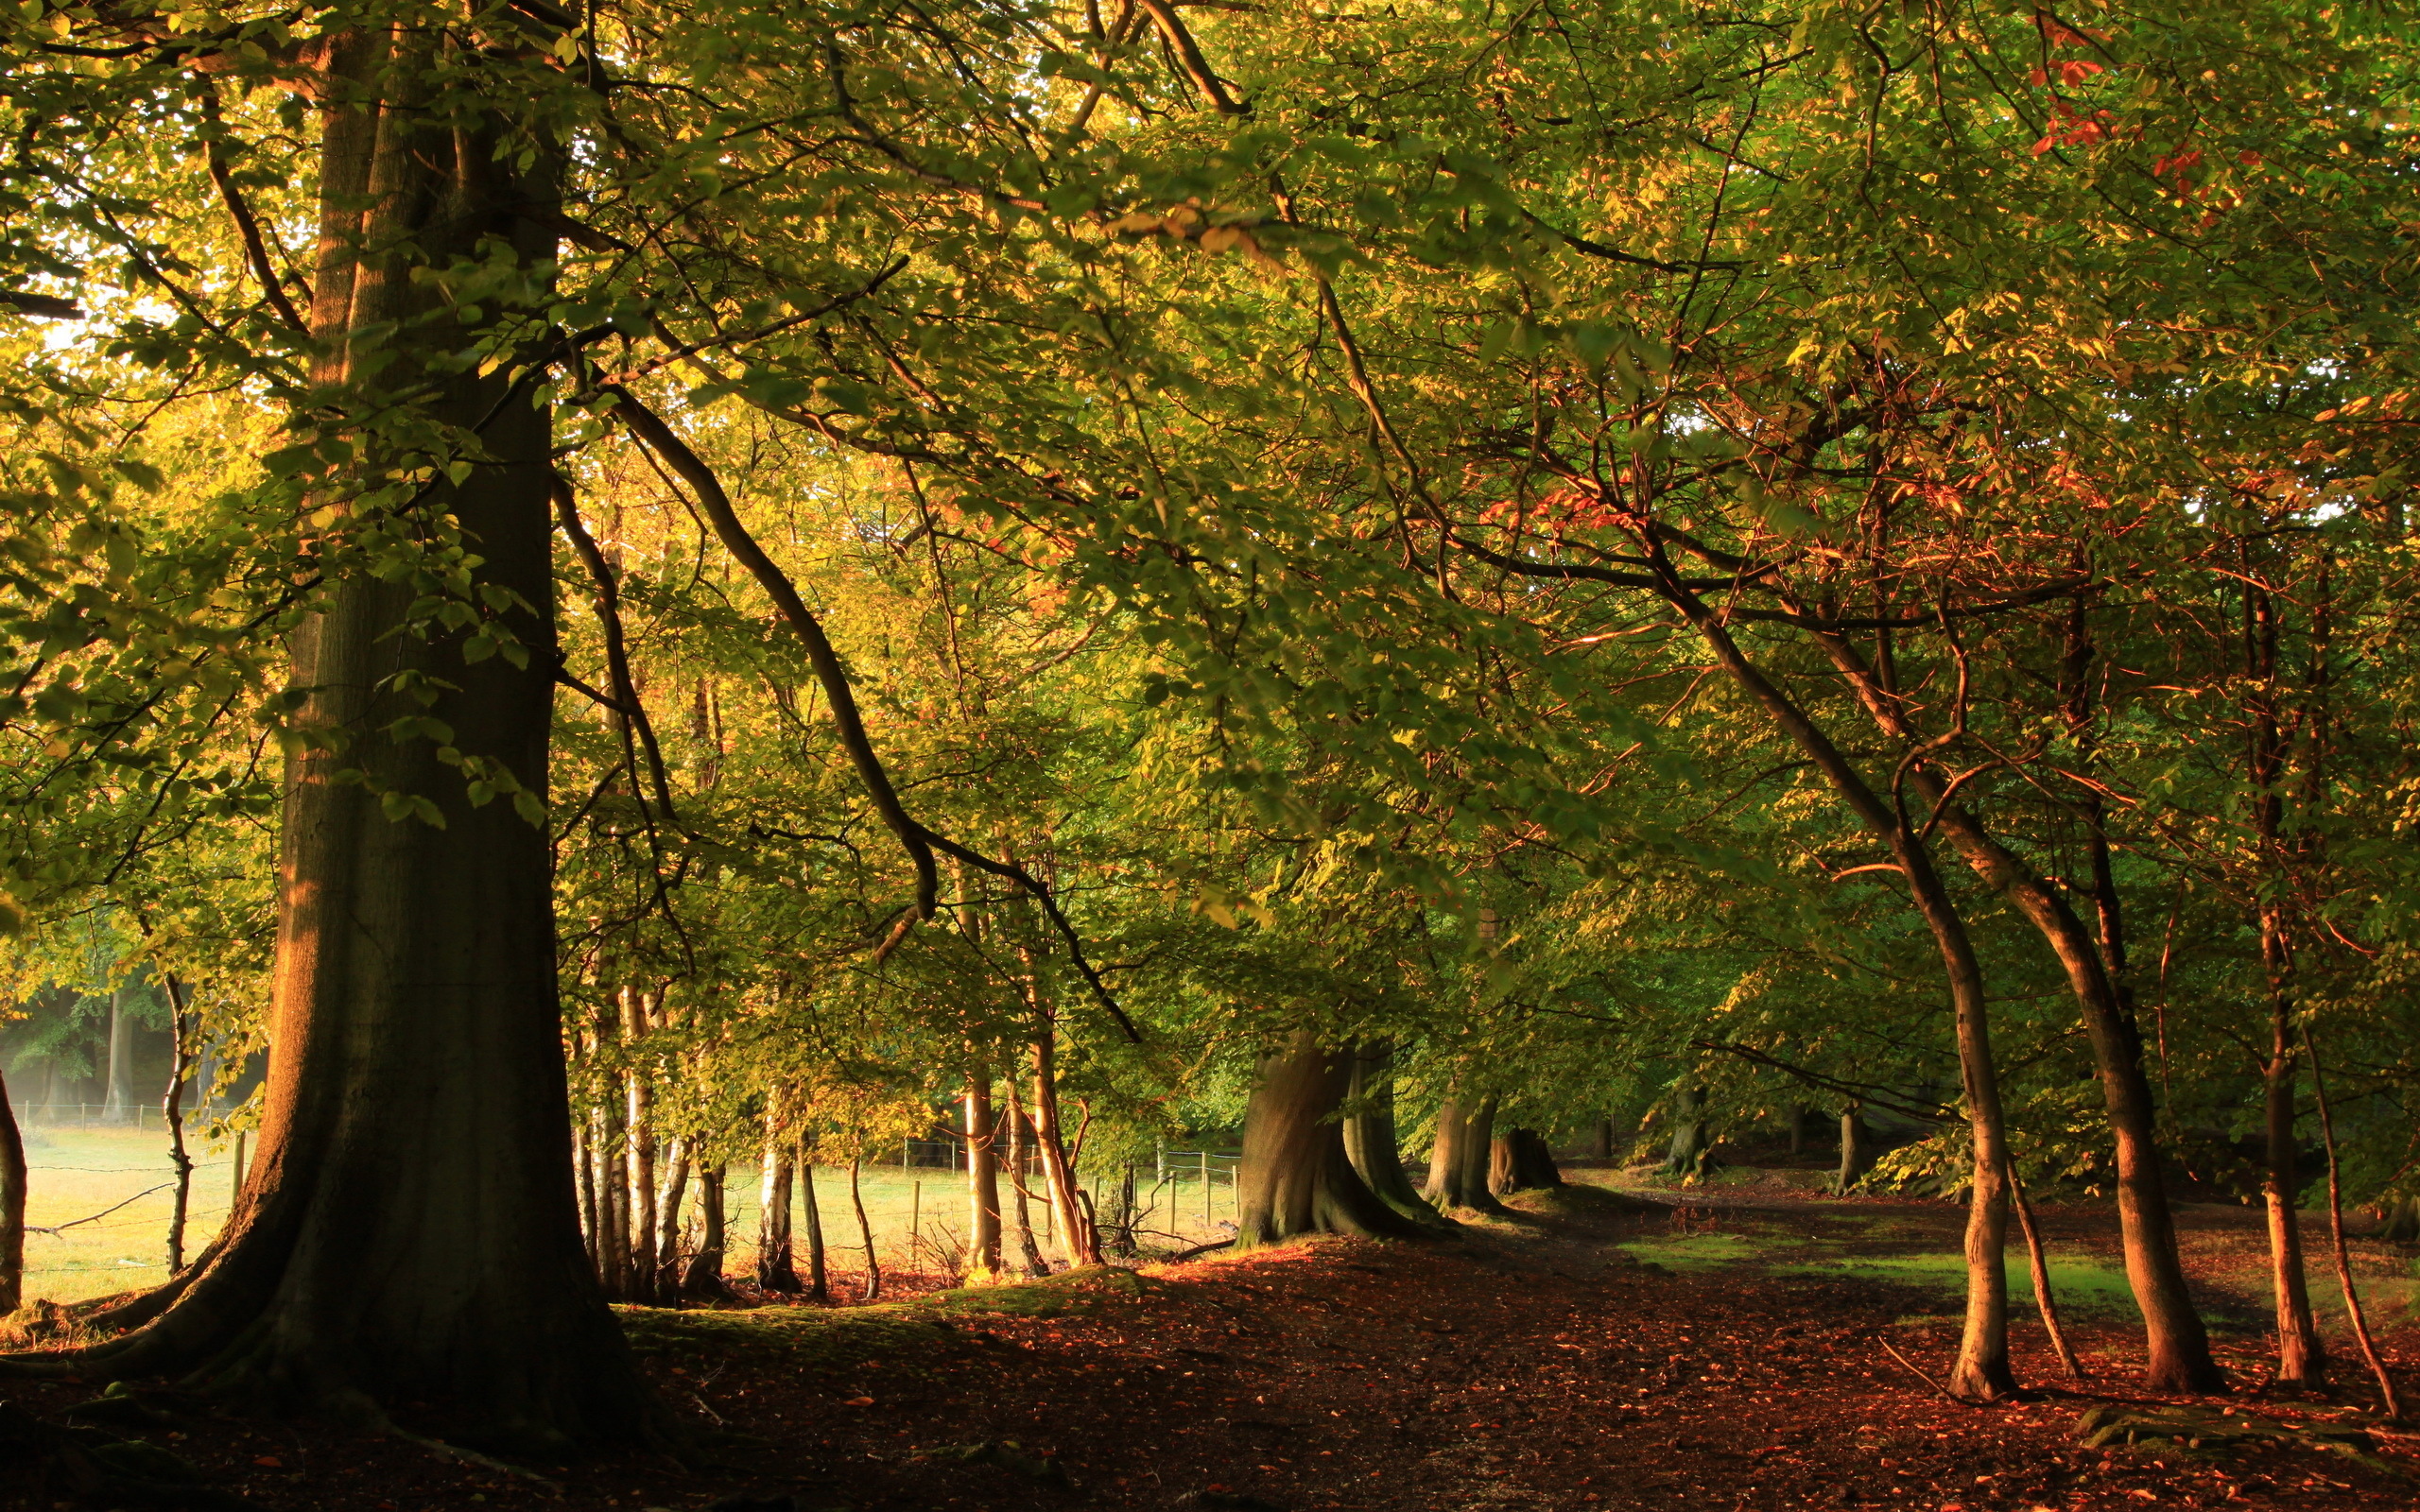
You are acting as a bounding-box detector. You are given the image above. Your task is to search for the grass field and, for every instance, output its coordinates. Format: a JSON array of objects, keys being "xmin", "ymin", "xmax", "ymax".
[
  {"xmin": 6, "ymin": 1123, "xmax": 1244, "ymax": 1304},
  {"xmin": 15, "ymin": 1120, "xmax": 237, "ymax": 1306},
  {"xmin": 714, "ymin": 1153, "xmax": 1244, "ymax": 1283}
]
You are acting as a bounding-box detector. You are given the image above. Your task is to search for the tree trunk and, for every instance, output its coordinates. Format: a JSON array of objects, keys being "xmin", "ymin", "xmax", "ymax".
[
  {"xmin": 2262, "ymin": 991, "xmax": 2325, "ymax": 1384},
  {"xmin": 104, "ymin": 988, "xmax": 134, "ymax": 1125},
  {"xmin": 574, "ymin": 1118, "xmax": 597, "ymax": 1277},
  {"xmin": 756, "ymin": 1123, "xmax": 800, "ymax": 1293},
  {"xmin": 1343, "ymin": 1041, "xmax": 1447, "ymax": 1227},
  {"xmin": 1838, "ymin": 1107, "xmax": 1874, "ymax": 1192},
  {"xmin": 800, "ymin": 1156, "xmax": 829, "ymax": 1302},
  {"xmin": 1787, "ymin": 1106, "xmax": 1808, "ymax": 1158},
  {"xmin": 162, "ymin": 977, "xmax": 197, "ymax": 1275},
  {"xmin": 595, "ymin": 1101, "xmax": 628, "ymax": 1301},
  {"xmin": 1664, "ymin": 1088, "xmax": 1713, "ymax": 1178},
  {"xmin": 1003, "ymin": 1099, "xmax": 1048, "ymax": 1277},
  {"xmin": 653, "ymin": 1138, "xmax": 690, "ymax": 1304},
  {"xmin": 0, "ymin": 1067, "xmax": 23, "ymax": 1314},
  {"xmin": 964, "ymin": 1076, "xmax": 1002, "ymax": 1280},
  {"xmin": 1028, "ymin": 1029, "xmax": 1099, "ymax": 1267},
  {"xmin": 1426, "ymin": 1093, "xmax": 1508, "ymax": 1213},
  {"xmin": 1669, "ymin": 602, "xmax": 2014, "ymax": 1400},
  {"xmin": 1236, "ymin": 1033, "xmax": 1429, "ymax": 1247},
  {"xmin": 2381, "ymin": 1197, "xmax": 2420, "ymax": 1243},
  {"xmin": 849, "ymin": 1158, "xmax": 881, "ymax": 1301},
  {"xmin": 1491, "ymin": 1128, "xmax": 1560, "ymax": 1194},
  {"xmin": 1591, "ymin": 1118, "xmax": 1614, "ymax": 1160},
  {"xmin": 681, "ymin": 1164, "xmax": 734, "ymax": 1303},
  {"xmin": 620, "ymin": 989, "xmax": 658, "ymax": 1305},
  {"xmin": 52, "ymin": 35, "xmax": 659, "ymax": 1445}
]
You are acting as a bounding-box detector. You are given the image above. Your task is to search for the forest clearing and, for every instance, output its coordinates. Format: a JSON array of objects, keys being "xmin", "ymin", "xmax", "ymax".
[{"xmin": 4, "ymin": 0, "xmax": 2420, "ymax": 1509}]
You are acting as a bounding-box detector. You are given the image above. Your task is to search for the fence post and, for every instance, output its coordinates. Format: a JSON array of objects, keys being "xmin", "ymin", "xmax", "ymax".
[{"xmin": 1201, "ymin": 1150, "xmax": 1211, "ymax": 1223}]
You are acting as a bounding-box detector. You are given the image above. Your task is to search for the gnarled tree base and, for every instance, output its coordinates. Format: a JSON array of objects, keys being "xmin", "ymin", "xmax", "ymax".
[{"xmin": 1238, "ymin": 1033, "xmax": 1437, "ymax": 1248}]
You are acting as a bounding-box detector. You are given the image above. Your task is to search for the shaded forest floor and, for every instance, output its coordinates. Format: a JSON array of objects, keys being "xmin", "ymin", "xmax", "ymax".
[{"xmin": 5, "ymin": 1171, "xmax": 2416, "ymax": 1510}]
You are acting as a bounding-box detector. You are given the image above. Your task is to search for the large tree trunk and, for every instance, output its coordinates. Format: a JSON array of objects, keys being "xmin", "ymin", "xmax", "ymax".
[
  {"xmin": 51, "ymin": 31, "xmax": 655, "ymax": 1446},
  {"xmin": 1490, "ymin": 1128, "xmax": 1560, "ymax": 1194},
  {"xmin": 1425, "ymin": 1092, "xmax": 1508, "ymax": 1213},
  {"xmin": 964, "ymin": 1076, "xmax": 1002, "ymax": 1280},
  {"xmin": 0, "ymin": 1067, "xmax": 23, "ymax": 1314},
  {"xmin": 1663, "ymin": 1087, "xmax": 1713, "ymax": 1178},
  {"xmin": 1236, "ymin": 1033, "xmax": 1429, "ymax": 1247},
  {"xmin": 1344, "ymin": 1042, "xmax": 1448, "ymax": 1228}
]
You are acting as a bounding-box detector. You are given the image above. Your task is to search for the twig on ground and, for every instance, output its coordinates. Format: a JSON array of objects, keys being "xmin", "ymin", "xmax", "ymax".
[{"xmin": 1876, "ymin": 1339, "xmax": 1976, "ymax": 1407}]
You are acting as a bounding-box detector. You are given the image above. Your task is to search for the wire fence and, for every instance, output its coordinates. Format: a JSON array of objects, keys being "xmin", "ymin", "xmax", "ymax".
[{"xmin": 12, "ymin": 1102, "xmax": 233, "ymax": 1131}]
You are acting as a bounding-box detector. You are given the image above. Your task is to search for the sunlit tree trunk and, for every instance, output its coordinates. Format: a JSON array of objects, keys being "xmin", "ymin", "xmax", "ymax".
[
  {"xmin": 1237, "ymin": 1033, "xmax": 1430, "ymax": 1247},
  {"xmin": 800, "ymin": 1156, "xmax": 828, "ymax": 1301},
  {"xmin": 964, "ymin": 1076, "xmax": 1002, "ymax": 1279},
  {"xmin": 756, "ymin": 1109, "xmax": 799, "ymax": 1293},
  {"xmin": 1028, "ymin": 1026, "xmax": 1099, "ymax": 1267},
  {"xmin": 622, "ymin": 989, "xmax": 658, "ymax": 1305},
  {"xmin": 849, "ymin": 1158, "xmax": 881, "ymax": 1301},
  {"xmin": 1668, "ymin": 600, "xmax": 2015, "ymax": 1400},
  {"xmin": 57, "ymin": 27, "xmax": 657, "ymax": 1444},
  {"xmin": 1490, "ymin": 1128, "xmax": 1560, "ymax": 1194},
  {"xmin": 653, "ymin": 1137, "xmax": 689, "ymax": 1304},
  {"xmin": 1343, "ymin": 1041, "xmax": 1447, "ymax": 1227}
]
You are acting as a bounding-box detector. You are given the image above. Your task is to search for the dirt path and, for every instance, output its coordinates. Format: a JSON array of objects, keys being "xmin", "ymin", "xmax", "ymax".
[{"xmin": 2, "ymin": 1181, "xmax": 2411, "ymax": 1510}]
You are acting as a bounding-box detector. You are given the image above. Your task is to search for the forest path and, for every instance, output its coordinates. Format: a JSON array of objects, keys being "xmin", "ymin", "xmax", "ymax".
[{"xmin": 2, "ymin": 1179, "xmax": 2411, "ymax": 1510}]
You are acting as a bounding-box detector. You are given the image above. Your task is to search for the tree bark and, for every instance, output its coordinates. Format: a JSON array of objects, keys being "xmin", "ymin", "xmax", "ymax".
[
  {"xmin": 756, "ymin": 1118, "xmax": 800, "ymax": 1294},
  {"xmin": 595, "ymin": 1100, "xmax": 628, "ymax": 1301},
  {"xmin": 1343, "ymin": 1041, "xmax": 1448, "ymax": 1227},
  {"xmin": 622, "ymin": 989, "xmax": 658, "ymax": 1306},
  {"xmin": 0, "ymin": 1067, "xmax": 22, "ymax": 1314},
  {"xmin": 964, "ymin": 1076, "xmax": 1002, "ymax": 1280},
  {"xmin": 1003, "ymin": 1097, "xmax": 1048, "ymax": 1277},
  {"xmin": 1028, "ymin": 1028, "xmax": 1099, "ymax": 1267},
  {"xmin": 1667, "ymin": 598, "xmax": 2014, "ymax": 1400},
  {"xmin": 1664, "ymin": 1087, "xmax": 1713, "ymax": 1178},
  {"xmin": 681, "ymin": 1164, "xmax": 735, "ymax": 1303},
  {"xmin": 1591, "ymin": 1118, "xmax": 1615, "ymax": 1160},
  {"xmin": 1425, "ymin": 1093, "xmax": 1508, "ymax": 1213},
  {"xmin": 162, "ymin": 977, "xmax": 197, "ymax": 1275},
  {"xmin": 800, "ymin": 1156, "xmax": 829, "ymax": 1302},
  {"xmin": 1490, "ymin": 1128, "xmax": 1560, "ymax": 1194},
  {"xmin": 848, "ymin": 1159, "xmax": 881, "ymax": 1301},
  {"xmin": 652, "ymin": 1137, "xmax": 690, "ymax": 1304},
  {"xmin": 103, "ymin": 988, "xmax": 133, "ymax": 1125},
  {"xmin": 1236, "ymin": 1033, "xmax": 1430, "ymax": 1247},
  {"xmin": 49, "ymin": 32, "xmax": 658, "ymax": 1444},
  {"xmin": 1838, "ymin": 1107, "xmax": 1875, "ymax": 1192}
]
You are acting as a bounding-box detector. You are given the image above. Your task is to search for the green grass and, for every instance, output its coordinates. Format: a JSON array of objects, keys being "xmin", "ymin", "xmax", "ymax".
[
  {"xmin": 1614, "ymin": 1223, "xmax": 2140, "ymax": 1314},
  {"xmin": 15, "ymin": 1121, "xmax": 236, "ymax": 1306}
]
